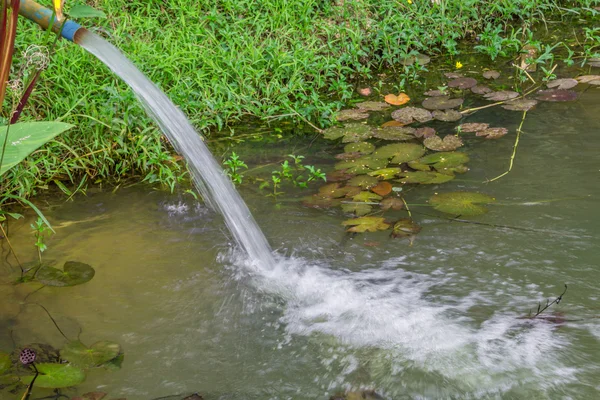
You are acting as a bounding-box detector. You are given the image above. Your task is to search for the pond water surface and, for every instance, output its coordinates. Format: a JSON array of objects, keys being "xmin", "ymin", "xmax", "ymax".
[{"xmin": 1, "ymin": 87, "xmax": 600, "ymax": 399}]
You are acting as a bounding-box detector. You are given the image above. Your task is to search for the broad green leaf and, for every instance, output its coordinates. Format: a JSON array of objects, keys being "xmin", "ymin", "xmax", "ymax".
[
  {"xmin": 429, "ymin": 191, "xmax": 496, "ymax": 216},
  {"xmin": 419, "ymin": 152, "xmax": 469, "ymax": 171},
  {"xmin": 347, "ymin": 175, "xmax": 378, "ymax": 189},
  {"xmin": 397, "ymin": 171, "xmax": 455, "ymax": 184},
  {"xmin": 342, "ymin": 216, "xmax": 390, "ymax": 233},
  {"xmin": 341, "ymin": 203, "xmax": 372, "ymax": 216},
  {"xmin": 335, "ymin": 156, "xmax": 388, "ymax": 174},
  {"xmin": 367, "ymin": 167, "xmax": 401, "ymax": 180},
  {"xmin": 0, "ymin": 122, "xmax": 74, "ymax": 176},
  {"xmin": 102, "ymin": 353, "xmax": 124, "ymax": 372},
  {"xmin": 353, "ymin": 191, "xmax": 382, "ymax": 203},
  {"xmin": 344, "ymin": 142, "xmax": 375, "ymax": 154},
  {"xmin": 21, "ymin": 363, "xmax": 85, "ymax": 388},
  {"xmin": 68, "ymin": 4, "xmax": 107, "ymax": 18},
  {"xmin": 323, "ymin": 123, "xmax": 371, "ymax": 143},
  {"xmin": 373, "ymin": 143, "xmax": 426, "ymax": 164},
  {"xmin": 36, "ymin": 261, "xmax": 95, "ymax": 287},
  {"xmin": 0, "ymin": 352, "xmax": 10, "ymax": 374},
  {"xmin": 60, "ymin": 341, "xmax": 120, "ymax": 369}
]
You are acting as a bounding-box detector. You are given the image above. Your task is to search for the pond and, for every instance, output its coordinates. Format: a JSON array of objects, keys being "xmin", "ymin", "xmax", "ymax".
[{"xmin": 1, "ymin": 84, "xmax": 600, "ymax": 399}]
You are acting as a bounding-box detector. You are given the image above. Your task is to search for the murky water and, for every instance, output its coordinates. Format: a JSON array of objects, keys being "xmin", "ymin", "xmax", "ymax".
[{"xmin": 2, "ymin": 90, "xmax": 600, "ymax": 399}]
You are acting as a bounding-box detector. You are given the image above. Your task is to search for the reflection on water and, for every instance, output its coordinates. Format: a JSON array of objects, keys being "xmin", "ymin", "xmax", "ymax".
[{"xmin": 1, "ymin": 90, "xmax": 600, "ymax": 399}]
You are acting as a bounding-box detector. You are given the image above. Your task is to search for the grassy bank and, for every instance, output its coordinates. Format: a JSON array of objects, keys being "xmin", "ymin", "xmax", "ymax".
[{"xmin": 1, "ymin": 0, "xmax": 599, "ymax": 200}]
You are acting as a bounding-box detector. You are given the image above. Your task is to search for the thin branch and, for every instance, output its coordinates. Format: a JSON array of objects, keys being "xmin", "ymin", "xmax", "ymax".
[
  {"xmin": 486, "ymin": 110, "xmax": 528, "ymax": 182},
  {"xmin": 530, "ymin": 285, "xmax": 568, "ymax": 318}
]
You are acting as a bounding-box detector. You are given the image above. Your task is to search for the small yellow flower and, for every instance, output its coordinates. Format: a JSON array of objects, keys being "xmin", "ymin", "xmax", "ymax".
[
  {"xmin": 455, "ymin": 61, "xmax": 463, "ymax": 69},
  {"xmin": 53, "ymin": 0, "xmax": 64, "ymax": 21},
  {"xmin": 407, "ymin": 0, "xmax": 413, "ymax": 4}
]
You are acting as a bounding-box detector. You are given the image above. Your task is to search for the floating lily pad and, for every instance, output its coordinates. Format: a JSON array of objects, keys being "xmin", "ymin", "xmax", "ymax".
[
  {"xmin": 483, "ymin": 91, "xmax": 519, "ymax": 101},
  {"xmin": 476, "ymin": 127, "xmax": 508, "ymax": 139},
  {"xmin": 400, "ymin": 53, "xmax": 430, "ymax": 66},
  {"xmin": 336, "ymin": 109, "xmax": 369, "ymax": 121},
  {"xmin": 391, "ymin": 218, "xmax": 422, "ymax": 239},
  {"xmin": 342, "ymin": 216, "xmax": 390, "ymax": 233},
  {"xmin": 423, "ymin": 89, "xmax": 446, "ymax": 97},
  {"xmin": 576, "ymin": 75, "xmax": 600, "ymax": 84},
  {"xmin": 380, "ymin": 197, "xmax": 404, "ymax": 211},
  {"xmin": 381, "ymin": 120, "xmax": 407, "ymax": 127},
  {"xmin": 501, "ymin": 99, "xmax": 538, "ymax": 111},
  {"xmin": 318, "ymin": 183, "xmax": 351, "ymax": 198},
  {"xmin": 335, "ymin": 152, "xmax": 362, "ymax": 161},
  {"xmin": 373, "ymin": 143, "xmax": 426, "ymax": 164},
  {"xmin": 61, "ymin": 341, "xmax": 121, "ymax": 369},
  {"xmin": 419, "ymin": 152, "xmax": 469, "ymax": 171},
  {"xmin": 372, "ymin": 126, "xmax": 416, "ymax": 141},
  {"xmin": 383, "ymin": 93, "xmax": 410, "ymax": 106},
  {"xmin": 429, "ymin": 191, "xmax": 496, "ymax": 216},
  {"xmin": 371, "ymin": 181, "xmax": 393, "ymax": 196},
  {"xmin": 335, "ymin": 156, "xmax": 389, "ymax": 174},
  {"xmin": 471, "ymin": 85, "xmax": 493, "ymax": 95},
  {"xmin": 423, "ymin": 135, "xmax": 463, "ymax": 151},
  {"xmin": 36, "ymin": 262, "xmax": 95, "ymax": 287},
  {"xmin": 367, "ymin": 167, "xmax": 402, "ymax": 180},
  {"xmin": 302, "ymin": 195, "xmax": 342, "ymax": 208},
  {"xmin": 391, "ymin": 107, "xmax": 433, "ymax": 124},
  {"xmin": 341, "ymin": 203, "xmax": 373, "ymax": 216},
  {"xmin": 21, "ymin": 363, "xmax": 86, "ymax": 388},
  {"xmin": 536, "ymin": 89, "xmax": 578, "ymax": 102},
  {"xmin": 344, "ymin": 142, "xmax": 375, "ymax": 154},
  {"xmin": 407, "ymin": 160, "xmax": 431, "ymax": 171},
  {"xmin": 457, "ymin": 123, "xmax": 489, "ymax": 133},
  {"xmin": 432, "ymin": 109, "xmax": 462, "ymax": 122},
  {"xmin": 546, "ymin": 78, "xmax": 578, "ymax": 90},
  {"xmin": 355, "ymin": 101, "xmax": 391, "ymax": 111},
  {"xmin": 348, "ymin": 175, "xmax": 379, "ymax": 189},
  {"xmin": 326, "ymin": 170, "xmax": 355, "ymax": 182},
  {"xmin": 397, "ymin": 171, "xmax": 455, "ymax": 184},
  {"xmin": 414, "ymin": 127, "xmax": 436, "ymax": 138},
  {"xmin": 323, "ymin": 123, "xmax": 372, "ymax": 143},
  {"xmin": 483, "ymin": 70, "xmax": 500, "ymax": 80},
  {"xmin": 448, "ymin": 77, "xmax": 478, "ymax": 89},
  {"xmin": 422, "ymin": 96, "xmax": 464, "ymax": 110},
  {"xmin": 353, "ymin": 191, "xmax": 383, "ymax": 203},
  {"xmin": 0, "ymin": 352, "xmax": 10, "ymax": 374},
  {"xmin": 444, "ymin": 72, "xmax": 463, "ymax": 79}
]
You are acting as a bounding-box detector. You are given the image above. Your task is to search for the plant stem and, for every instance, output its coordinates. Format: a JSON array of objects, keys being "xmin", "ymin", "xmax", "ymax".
[
  {"xmin": 0, "ymin": 220, "xmax": 23, "ymax": 276},
  {"xmin": 486, "ymin": 110, "xmax": 528, "ymax": 182}
]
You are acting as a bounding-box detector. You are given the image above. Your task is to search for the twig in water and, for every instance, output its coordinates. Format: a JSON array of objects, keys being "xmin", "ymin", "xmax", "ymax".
[
  {"xmin": 486, "ymin": 110, "xmax": 528, "ymax": 182},
  {"xmin": 530, "ymin": 285, "xmax": 568, "ymax": 318},
  {"xmin": 461, "ymin": 84, "xmax": 542, "ymax": 115}
]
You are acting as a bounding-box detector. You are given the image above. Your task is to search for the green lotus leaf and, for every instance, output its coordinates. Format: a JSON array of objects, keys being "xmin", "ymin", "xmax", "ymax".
[
  {"xmin": 367, "ymin": 168, "xmax": 402, "ymax": 180},
  {"xmin": 397, "ymin": 171, "xmax": 455, "ymax": 184},
  {"xmin": 21, "ymin": 363, "xmax": 85, "ymax": 388},
  {"xmin": 429, "ymin": 191, "xmax": 496, "ymax": 216},
  {"xmin": 347, "ymin": 175, "xmax": 379, "ymax": 189},
  {"xmin": 342, "ymin": 216, "xmax": 390, "ymax": 233},
  {"xmin": 0, "ymin": 352, "xmax": 10, "ymax": 374},
  {"xmin": 344, "ymin": 142, "xmax": 375, "ymax": 154},
  {"xmin": 372, "ymin": 126, "xmax": 416, "ymax": 141},
  {"xmin": 391, "ymin": 218, "xmax": 422, "ymax": 239},
  {"xmin": 335, "ymin": 156, "xmax": 388, "ymax": 174},
  {"xmin": 373, "ymin": 143, "xmax": 426, "ymax": 164},
  {"xmin": 407, "ymin": 161, "xmax": 431, "ymax": 171},
  {"xmin": 60, "ymin": 341, "xmax": 121, "ymax": 369},
  {"xmin": 341, "ymin": 203, "xmax": 373, "ymax": 216},
  {"xmin": 419, "ymin": 152, "xmax": 469, "ymax": 171},
  {"xmin": 352, "ymin": 191, "xmax": 383, "ymax": 203},
  {"xmin": 36, "ymin": 261, "xmax": 95, "ymax": 287}
]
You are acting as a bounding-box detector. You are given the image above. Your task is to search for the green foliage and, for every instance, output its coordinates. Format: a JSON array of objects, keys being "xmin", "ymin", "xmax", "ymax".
[
  {"xmin": 20, "ymin": 363, "xmax": 85, "ymax": 389},
  {"xmin": 223, "ymin": 152, "xmax": 247, "ymax": 185}
]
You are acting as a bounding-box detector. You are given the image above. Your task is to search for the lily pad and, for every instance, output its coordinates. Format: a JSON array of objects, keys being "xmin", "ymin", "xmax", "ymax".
[
  {"xmin": 380, "ymin": 197, "xmax": 404, "ymax": 211},
  {"xmin": 323, "ymin": 123, "xmax": 372, "ymax": 143},
  {"xmin": 336, "ymin": 109, "xmax": 369, "ymax": 122},
  {"xmin": 414, "ymin": 127, "xmax": 436, "ymax": 138},
  {"xmin": 423, "ymin": 135, "xmax": 463, "ymax": 151},
  {"xmin": 419, "ymin": 152, "xmax": 469, "ymax": 171},
  {"xmin": 576, "ymin": 75, "xmax": 600, "ymax": 84},
  {"xmin": 335, "ymin": 152, "xmax": 362, "ymax": 161},
  {"xmin": 536, "ymin": 89, "xmax": 578, "ymax": 102},
  {"xmin": 318, "ymin": 183, "xmax": 352, "ymax": 198},
  {"xmin": 36, "ymin": 261, "xmax": 95, "ymax": 287},
  {"xmin": 342, "ymin": 216, "xmax": 390, "ymax": 233},
  {"xmin": 391, "ymin": 218, "xmax": 422, "ymax": 239},
  {"xmin": 335, "ymin": 156, "xmax": 388, "ymax": 174},
  {"xmin": 429, "ymin": 191, "xmax": 496, "ymax": 216},
  {"xmin": 422, "ymin": 96, "xmax": 464, "ymax": 110},
  {"xmin": 444, "ymin": 72, "xmax": 463, "ymax": 79},
  {"xmin": 367, "ymin": 167, "xmax": 402, "ymax": 180},
  {"xmin": 397, "ymin": 171, "xmax": 455, "ymax": 184},
  {"xmin": 471, "ymin": 85, "xmax": 493, "ymax": 95},
  {"xmin": 424, "ymin": 89, "xmax": 446, "ymax": 97},
  {"xmin": 381, "ymin": 120, "xmax": 407, "ymax": 127},
  {"xmin": 400, "ymin": 53, "xmax": 430, "ymax": 66},
  {"xmin": 383, "ymin": 94, "xmax": 410, "ymax": 106},
  {"xmin": 373, "ymin": 143, "xmax": 426, "ymax": 164},
  {"xmin": 432, "ymin": 109, "xmax": 462, "ymax": 122},
  {"xmin": 406, "ymin": 160, "xmax": 431, "ymax": 171},
  {"xmin": 391, "ymin": 107, "xmax": 433, "ymax": 124},
  {"xmin": 546, "ymin": 78, "xmax": 578, "ymax": 90},
  {"xmin": 476, "ymin": 127, "xmax": 508, "ymax": 139},
  {"xmin": 371, "ymin": 181, "xmax": 393, "ymax": 196},
  {"xmin": 483, "ymin": 91, "xmax": 519, "ymax": 101},
  {"xmin": 448, "ymin": 77, "xmax": 478, "ymax": 89},
  {"xmin": 326, "ymin": 170, "xmax": 355, "ymax": 182},
  {"xmin": 501, "ymin": 99, "xmax": 538, "ymax": 111},
  {"xmin": 0, "ymin": 352, "xmax": 10, "ymax": 374},
  {"xmin": 482, "ymin": 70, "xmax": 500, "ymax": 80},
  {"xmin": 344, "ymin": 142, "xmax": 375, "ymax": 154},
  {"xmin": 372, "ymin": 126, "xmax": 416, "ymax": 141},
  {"xmin": 457, "ymin": 123, "xmax": 489, "ymax": 133},
  {"xmin": 341, "ymin": 203, "xmax": 373, "ymax": 216},
  {"xmin": 61, "ymin": 341, "xmax": 120, "ymax": 369},
  {"xmin": 302, "ymin": 195, "xmax": 342, "ymax": 209},
  {"xmin": 355, "ymin": 101, "xmax": 391, "ymax": 111},
  {"xmin": 353, "ymin": 191, "xmax": 382, "ymax": 203},
  {"xmin": 21, "ymin": 363, "xmax": 86, "ymax": 388},
  {"xmin": 348, "ymin": 175, "xmax": 379, "ymax": 189}
]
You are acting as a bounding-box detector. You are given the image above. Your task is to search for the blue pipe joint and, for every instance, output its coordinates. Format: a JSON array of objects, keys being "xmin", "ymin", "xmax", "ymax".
[
  {"xmin": 60, "ymin": 20, "xmax": 82, "ymax": 41},
  {"xmin": 18, "ymin": 0, "xmax": 82, "ymax": 42}
]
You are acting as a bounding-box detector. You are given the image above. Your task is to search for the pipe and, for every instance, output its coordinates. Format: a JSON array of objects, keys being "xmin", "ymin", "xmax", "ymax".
[{"xmin": 18, "ymin": 0, "xmax": 82, "ymax": 42}]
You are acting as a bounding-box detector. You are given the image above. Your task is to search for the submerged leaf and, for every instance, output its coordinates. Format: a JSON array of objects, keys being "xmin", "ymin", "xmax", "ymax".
[
  {"xmin": 380, "ymin": 197, "xmax": 404, "ymax": 211},
  {"xmin": 422, "ymin": 96, "xmax": 464, "ymax": 110},
  {"xmin": 373, "ymin": 143, "xmax": 426, "ymax": 164},
  {"xmin": 341, "ymin": 203, "xmax": 373, "ymax": 216},
  {"xmin": 501, "ymin": 99, "xmax": 538, "ymax": 111},
  {"xmin": 457, "ymin": 123, "xmax": 489, "ymax": 133},
  {"xmin": 397, "ymin": 171, "xmax": 455, "ymax": 184},
  {"xmin": 323, "ymin": 123, "xmax": 372, "ymax": 142},
  {"xmin": 21, "ymin": 363, "xmax": 85, "ymax": 388},
  {"xmin": 414, "ymin": 127, "xmax": 436, "ymax": 138},
  {"xmin": 423, "ymin": 135, "xmax": 463, "ymax": 151},
  {"xmin": 391, "ymin": 218, "xmax": 422, "ymax": 239},
  {"xmin": 391, "ymin": 107, "xmax": 433, "ymax": 124},
  {"xmin": 318, "ymin": 183, "xmax": 349, "ymax": 198},
  {"xmin": 335, "ymin": 156, "xmax": 388, "ymax": 174},
  {"xmin": 0, "ymin": 352, "xmax": 10, "ymax": 374},
  {"xmin": 384, "ymin": 93, "xmax": 410, "ymax": 106},
  {"xmin": 342, "ymin": 216, "xmax": 390, "ymax": 233},
  {"xmin": 447, "ymin": 77, "xmax": 478, "ymax": 89},
  {"xmin": 476, "ymin": 127, "xmax": 508, "ymax": 139},
  {"xmin": 60, "ymin": 341, "xmax": 120, "ymax": 369},
  {"xmin": 536, "ymin": 89, "xmax": 578, "ymax": 102},
  {"xmin": 36, "ymin": 262, "xmax": 95, "ymax": 287},
  {"xmin": 483, "ymin": 91, "xmax": 519, "ymax": 101},
  {"xmin": 302, "ymin": 195, "xmax": 342, "ymax": 208},
  {"xmin": 471, "ymin": 85, "xmax": 493, "ymax": 95},
  {"xmin": 482, "ymin": 70, "xmax": 500, "ymax": 80},
  {"xmin": 353, "ymin": 191, "xmax": 383, "ymax": 203},
  {"xmin": 432, "ymin": 109, "xmax": 462, "ymax": 122},
  {"xmin": 355, "ymin": 101, "xmax": 391, "ymax": 111},
  {"xmin": 429, "ymin": 191, "xmax": 495, "ymax": 216},
  {"xmin": 326, "ymin": 170, "xmax": 354, "ymax": 182}
]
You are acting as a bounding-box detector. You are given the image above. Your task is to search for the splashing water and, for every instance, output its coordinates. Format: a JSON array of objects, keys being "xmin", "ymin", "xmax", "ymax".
[{"xmin": 76, "ymin": 30, "xmax": 276, "ymax": 270}]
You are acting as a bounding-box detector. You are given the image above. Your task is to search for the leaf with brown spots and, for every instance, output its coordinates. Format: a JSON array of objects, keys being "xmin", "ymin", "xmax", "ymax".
[{"xmin": 423, "ymin": 135, "xmax": 463, "ymax": 151}]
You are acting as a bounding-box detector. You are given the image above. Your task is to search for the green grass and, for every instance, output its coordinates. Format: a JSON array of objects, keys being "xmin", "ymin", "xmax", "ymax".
[{"xmin": 1, "ymin": 0, "xmax": 599, "ymax": 200}]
